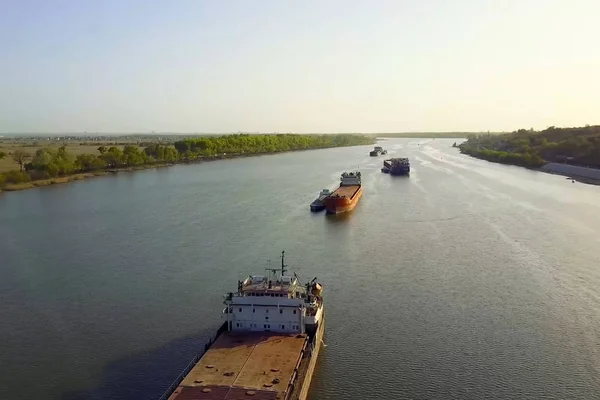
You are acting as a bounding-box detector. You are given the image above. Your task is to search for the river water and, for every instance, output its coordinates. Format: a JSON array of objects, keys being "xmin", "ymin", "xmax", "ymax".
[{"xmin": 1, "ymin": 139, "xmax": 600, "ymax": 400}]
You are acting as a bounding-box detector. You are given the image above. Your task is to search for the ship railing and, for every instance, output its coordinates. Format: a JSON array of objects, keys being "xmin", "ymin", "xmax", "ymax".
[
  {"xmin": 157, "ymin": 321, "xmax": 228, "ymax": 400},
  {"xmin": 283, "ymin": 336, "xmax": 309, "ymax": 400}
]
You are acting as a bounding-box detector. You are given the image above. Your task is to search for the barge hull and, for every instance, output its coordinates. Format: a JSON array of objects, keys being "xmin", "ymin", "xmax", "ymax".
[
  {"xmin": 292, "ymin": 315, "xmax": 325, "ymax": 400},
  {"xmin": 324, "ymin": 186, "xmax": 362, "ymax": 214},
  {"xmin": 310, "ymin": 203, "xmax": 325, "ymax": 212},
  {"xmin": 390, "ymin": 168, "xmax": 410, "ymax": 176}
]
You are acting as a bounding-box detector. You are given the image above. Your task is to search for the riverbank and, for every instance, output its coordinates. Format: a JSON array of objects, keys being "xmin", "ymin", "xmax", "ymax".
[
  {"xmin": 1, "ymin": 172, "xmax": 102, "ymax": 191},
  {"xmin": 0, "ymin": 164, "xmax": 173, "ymax": 192},
  {"xmin": 457, "ymin": 147, "xmax": 600, "ymax": 186},
  {"xmin": 456, "ymin": 125, "xmax": 600, "ymax": 185},
  {"xmin": 539, "ymin": 163, "xmax": 600, "ymax": 186},
  {"xmin": 0, "ymin": 142, "xmax": 372, "ymax": 193}
]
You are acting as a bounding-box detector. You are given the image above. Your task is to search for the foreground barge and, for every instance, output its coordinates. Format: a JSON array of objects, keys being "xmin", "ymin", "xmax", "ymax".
[{"xmin": 162, "ymin": 252, "xmax": 324, "ymax": 400}]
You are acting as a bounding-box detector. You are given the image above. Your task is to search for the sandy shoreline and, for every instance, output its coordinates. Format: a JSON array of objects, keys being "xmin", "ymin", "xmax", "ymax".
[{"xmin": 0, "ymin": 164, "xmax": 172, "ymax": 193}]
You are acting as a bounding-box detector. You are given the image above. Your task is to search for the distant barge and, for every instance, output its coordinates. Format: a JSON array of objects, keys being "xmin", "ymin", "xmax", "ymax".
[
  {"xmin": 369, "ymin": 146, "xmax": 387, "ymax": 156},
  {"xmin": 161, "ymin": 251, "xmax": 324, "ymax": 400},
  {"xmin": 382, "ymin": 158, "xmax": 410, "ymax": 176}
]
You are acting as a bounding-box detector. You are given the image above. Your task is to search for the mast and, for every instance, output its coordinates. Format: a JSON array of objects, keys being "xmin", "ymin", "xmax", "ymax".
[
  {"xmin": 265, "ymin": 251, "xmax": 288, "ymax": 279},
  {"xmin": 280, "ymin": 250, "xmax": 287, "ymax": 276}
]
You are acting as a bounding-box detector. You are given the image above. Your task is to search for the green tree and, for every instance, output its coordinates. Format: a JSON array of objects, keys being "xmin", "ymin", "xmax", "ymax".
[
  {"xmin": 0, "ymin": 151, "xmax": 6, "ymax": 160},
  {"xmin": 123, "ymin": 145, "xmax": 145, "ymax": 166},
  {"xmin": 97, "ymin": 146, "xmax": 107, "ymax": 154},
  {"xmin": 53, "ymin": 147, "xmax": 75, "ymax": 175},
  {"xmin": 12, "ymin": 149, "xmax": 31, "ymax": 172},
  {"xmin": 27, "ymin": 147, "xmax": 76, "ymax": 178},
  {"xmin": 31, "ymin": 149, "xmax": 54, "ymax": 170},
  {"xmin": 75, "ymin": 154, "xmax": 99, "ymax": 171},
  {"xmin": 102, "ymin": 147, "xmax": 124, "ymax": 168}
]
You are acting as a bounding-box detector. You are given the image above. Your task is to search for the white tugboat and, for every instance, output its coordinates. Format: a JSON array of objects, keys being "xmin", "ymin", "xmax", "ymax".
[{"xmin": 162, "ymin": 251, "xmax": 325, "ymax": 400}]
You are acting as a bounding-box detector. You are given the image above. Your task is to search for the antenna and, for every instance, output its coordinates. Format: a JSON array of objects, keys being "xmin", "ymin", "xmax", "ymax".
[{"xmin": 265, "ymin": 259, "xmax": 278, "ymax": 280}]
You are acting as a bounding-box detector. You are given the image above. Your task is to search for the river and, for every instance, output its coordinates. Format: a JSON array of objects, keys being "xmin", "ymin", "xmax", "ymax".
[{"xmin": 1, "ymin": 138, "xmax": 600, "ymax": 400}]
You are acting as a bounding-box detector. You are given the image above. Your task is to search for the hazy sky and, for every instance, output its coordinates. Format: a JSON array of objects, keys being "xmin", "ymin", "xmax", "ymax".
[{"xmin": 1, "ymin": 0, "xmax": 599, "ymax": 133}]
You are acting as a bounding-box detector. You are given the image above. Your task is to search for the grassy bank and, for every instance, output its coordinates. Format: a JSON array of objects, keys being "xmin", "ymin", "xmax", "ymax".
[
  {"xmin": 0, "ymin": 134, "xmax": 374, "ymax": 193},
  {"xmin": 0, "ymin": 167, "xmax": 165, "ymax": 192},
  {"xmin": 2, "ymin": 173, "xmax": 98, "ymax": 191}
]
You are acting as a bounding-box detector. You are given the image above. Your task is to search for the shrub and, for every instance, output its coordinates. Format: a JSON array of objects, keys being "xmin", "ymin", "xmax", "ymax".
[{"xmin": 3, "ymin": 170, "xmax": 32, "ymax": 184}]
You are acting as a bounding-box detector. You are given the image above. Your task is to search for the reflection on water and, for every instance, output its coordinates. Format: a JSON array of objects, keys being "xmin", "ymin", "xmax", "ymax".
[{"xmin": 324, "ymin": 210, "xmax": 355, "ymax": 223}]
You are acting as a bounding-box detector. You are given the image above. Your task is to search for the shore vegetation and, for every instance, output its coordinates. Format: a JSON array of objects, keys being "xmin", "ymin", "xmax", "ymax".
[
  {"xmin": 0, "ymin": 134, "xmax": 374, "ymax": 191},
  {"xmin": 458, "ymin": 125, "xmax": 600, "ymax": 169}
]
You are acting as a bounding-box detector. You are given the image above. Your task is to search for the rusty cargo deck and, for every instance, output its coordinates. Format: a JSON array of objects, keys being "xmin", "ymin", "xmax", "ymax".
[
  {"xmin": 330, "ymin": 185, "xmax": 360, "ymax": 199},
  {"xmin": 168, "ymin": 332, "xmax": 308, "ymax": 400}
]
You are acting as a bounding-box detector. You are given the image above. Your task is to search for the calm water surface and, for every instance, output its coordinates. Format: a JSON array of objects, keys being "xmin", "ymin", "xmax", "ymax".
[{"xmin": 1, "ymin": 139, "xmax": 600, "ymax": 399}]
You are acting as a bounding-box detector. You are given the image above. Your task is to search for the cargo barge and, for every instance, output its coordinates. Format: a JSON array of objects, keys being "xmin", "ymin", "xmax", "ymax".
[
  {"xmin": 161, "ymin": 251, "xmax": 324, "ymax": 400},
  {"xmin": 369, "ymin": 146, "xmax": 387, "ymax": 156},
  {"xmin": 383, "ymin": 158, "xmax": 410, "ymax": 176},
  {"xmin": 324, "ymin": 171, "xmax": 362, "ymax": 214}
]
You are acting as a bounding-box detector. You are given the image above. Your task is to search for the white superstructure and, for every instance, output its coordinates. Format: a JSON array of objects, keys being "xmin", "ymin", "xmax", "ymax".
[
  {"xmin": 340, "ymin": 171, "xmax": 361, "ymax": 186},
  {"xmin": 222, "ymin": 251, "xmax": 324, "ymax": 336}
]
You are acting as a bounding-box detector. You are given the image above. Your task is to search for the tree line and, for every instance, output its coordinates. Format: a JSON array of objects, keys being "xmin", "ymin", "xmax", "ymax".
[
  {"xmin": 172, "ymin": 133, "xmax": 373, "ymax": 157},
  {"xmin": 0, "ymin": 134, "xmax": 374, "ymax": 187},
  {"xmin": 459, "ymin": 125, "xmax": 600, "ymax": 169}
]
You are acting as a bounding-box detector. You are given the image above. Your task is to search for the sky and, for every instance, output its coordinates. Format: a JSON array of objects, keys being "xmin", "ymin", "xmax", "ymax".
[{"xmin": 1, "ymin": 0, "xmax": 599, "ymax": 134}]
